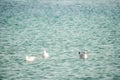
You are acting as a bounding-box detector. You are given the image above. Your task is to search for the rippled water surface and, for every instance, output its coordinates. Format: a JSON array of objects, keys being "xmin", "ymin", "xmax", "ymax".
[{"xmin": 0, "ymin": 0, "xmax": 120, "ymax": 80}]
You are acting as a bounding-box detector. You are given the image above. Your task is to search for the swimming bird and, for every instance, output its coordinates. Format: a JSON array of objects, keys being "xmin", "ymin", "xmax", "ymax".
[
  {"xmin": 42, "ymin": 50, "xmax": 49, "ymax": 59},
  {"xmin": 78, "ymin": 51, "xmax": 88, "ymax": 59},
  {"xmin": 26, "ymin": 56, "xmax": 36, "ymax": 62}
]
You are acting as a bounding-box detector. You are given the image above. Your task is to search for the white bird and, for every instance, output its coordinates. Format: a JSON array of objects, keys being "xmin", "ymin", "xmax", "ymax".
[
  {"xmin": 42, "ymin": 50, "xmax": 49, "ymax": 59},
  {"xmin": 26, "ymin": 56, "xmax": 36, "ymax": 62},
  {"xmin": 78, "ymin": 51, "xmax": 88, "ymax": 59}
]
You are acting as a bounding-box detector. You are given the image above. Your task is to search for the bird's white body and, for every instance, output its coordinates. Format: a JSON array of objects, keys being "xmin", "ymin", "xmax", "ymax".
[
  {"xmin": 26, "ymin": 56, "xmax": 36, "ymax": 62},
  {"xmin": 42, "ymin": 50, "xmax": 49, "ymax": 59},
  {"xmin": 83, "ymin": 53, "xmax": 88, "ymax": 59}
]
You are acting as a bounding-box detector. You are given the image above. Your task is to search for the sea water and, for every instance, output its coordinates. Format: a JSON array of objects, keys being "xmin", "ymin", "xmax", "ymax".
[{"xmin": 0, "ymin": 0, "xmax": 120, "ymax": 80}]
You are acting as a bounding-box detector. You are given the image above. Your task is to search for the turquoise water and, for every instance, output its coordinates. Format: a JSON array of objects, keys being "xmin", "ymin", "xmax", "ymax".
[{"xmin": 0, "ymin": 0, "xmax": 120, "ymax": 80}]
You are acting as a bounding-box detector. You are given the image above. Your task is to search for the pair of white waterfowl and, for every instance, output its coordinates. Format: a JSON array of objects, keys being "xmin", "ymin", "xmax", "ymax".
[{"xmin": 26, "ymin": 50, "xmax": 49, "ymax": 62}]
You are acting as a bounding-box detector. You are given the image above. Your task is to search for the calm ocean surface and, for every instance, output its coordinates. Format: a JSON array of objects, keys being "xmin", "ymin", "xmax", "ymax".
[{"xmin": 0, "ymin": 0, "xmax": 120, "ymax": 80}]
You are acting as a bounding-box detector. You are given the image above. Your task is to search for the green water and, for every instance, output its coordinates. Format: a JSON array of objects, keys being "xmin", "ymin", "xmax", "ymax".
[{"xmin": 0, "ymin": 0, "xmax": 120, "ymax": 80}]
